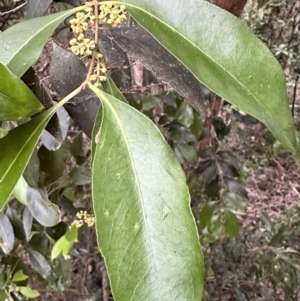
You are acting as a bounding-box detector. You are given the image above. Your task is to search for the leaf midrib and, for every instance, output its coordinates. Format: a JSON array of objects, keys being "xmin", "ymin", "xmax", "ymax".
[{"xmin": 102, "ymin": 95, "xmax": 158, "ymax": 298}]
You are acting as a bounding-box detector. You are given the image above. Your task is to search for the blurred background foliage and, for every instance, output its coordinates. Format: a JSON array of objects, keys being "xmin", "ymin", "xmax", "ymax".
[{"xmin": 0, "ymin": 0, "xmax": 300, "ymax": 300}]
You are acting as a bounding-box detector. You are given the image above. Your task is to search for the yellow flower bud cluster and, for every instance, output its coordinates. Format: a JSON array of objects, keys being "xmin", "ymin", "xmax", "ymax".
[
  {"xmin": 69, "ymin": 8, "xmax": 96, "ymax": 57},
  {"xmin": 99, "ymin": 4, "xmax": 128, "ymax": 27},
  {"xmin": 89, "ymin": 52, "xmax": 107, "ymax": 87},
  {"xmin": 70, "ymin": 33, "xmax": 95, "ymax": 56},
  {"xmin": 72, "ymin": 210, "xmax": 95, "ymax": 228},
  {"xmin": 69, "ymin": 12, "xmax": 89, "ymax": 34}
]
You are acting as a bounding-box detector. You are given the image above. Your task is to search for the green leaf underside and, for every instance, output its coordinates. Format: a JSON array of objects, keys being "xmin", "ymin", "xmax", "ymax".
[
  {"xmin": 0, "ymin": 213, "xmax": 14, "ymax": 253},
  {"xmin": 0, "ymin": 63, "xmax": 44, "ymax": 120},
  {"xmin": 90, "ymin": 85, "xmax": 204, "ymax": 301},
  {"xmin": 117, "ymin": 0, "xmax": 296, "ymax": 154},
  {"xmin": 0, "ymin": 87, "xmax": 81, "ymax": 210},
  {"xmin": 0, "ymin": 6, "xmax": 84, "ymax": 77}
]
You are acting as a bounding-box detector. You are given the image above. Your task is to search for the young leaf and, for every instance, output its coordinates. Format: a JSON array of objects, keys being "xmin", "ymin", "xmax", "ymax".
[
  {"xmin": 51, "ymin": 225, "xmax": 78, "ymax": 260},
  {"xmin": 120, "ymin": 0, "xmax": 298, "ymax": 156},
  {"xmin": 51, "ymin": 235, "xmax": 72, "ymax": 260},
  {"xmin": 0, "ymin": 63, "xmax": 44, "ymax": 121},
  {"xmin": 0, "ymin": 87, "xmax": 82, "ymax": 210},
  {"xmin": 0, "ymin": 6, "xmax": 85, "ymax": 77},
  {"xmin": 19, "ymin": 287, "xmax": 40, "ymax": 298},
  {"xmin": 199, "ymin": 201, "xmax": 218, "ymax": 230},
  {"xmin": 12, "ymin": 270, "xmax": 28, "ymax": 282},
  {"xmin": 64, "ymin": 224, "xmax": 78, "ymax": 243},
  {"xmin": 90, "ymin": 84, "xmax": 204, "ymax": 301}
]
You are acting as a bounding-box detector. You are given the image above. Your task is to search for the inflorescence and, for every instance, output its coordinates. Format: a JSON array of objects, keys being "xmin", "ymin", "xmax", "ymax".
[
  {"xmin": 72, "ymin": 210, "xmax": 95, "ymax": 228},
  {"xmin": 69, "ymin": 2, "xmax": 128, "ymax": 87}
]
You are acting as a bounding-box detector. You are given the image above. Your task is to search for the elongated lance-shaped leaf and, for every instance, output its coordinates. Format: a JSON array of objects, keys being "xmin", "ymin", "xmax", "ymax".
[
  {"xmin": 0, "ymin": 6, "xmax": 86, "ymax": 77},
  {"xmin": 0, "ymin": 86, "xmax": 82, "ymax": 210},
  {"xmin": 90, "ymin": 84, "xmax": 204, "ymax": 301},
  {"xmin": 116, "ymin": 0, "xmax": 298, "ymax": 156},
  {"xmin": 0, "ymin": 63, "xmax": 44, "ymax": 121}
]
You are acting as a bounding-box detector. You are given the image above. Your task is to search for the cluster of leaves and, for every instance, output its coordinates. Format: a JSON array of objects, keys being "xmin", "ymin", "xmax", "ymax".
[
  {"xmin": 202, "ymin": 203, "xmax": 300, "ymax": 300},
  {"xmin": 245, "ymin": 0, "xmax": 300, "ymax": 75}
]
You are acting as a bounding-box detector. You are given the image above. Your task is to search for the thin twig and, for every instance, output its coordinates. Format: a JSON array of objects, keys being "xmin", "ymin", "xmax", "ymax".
[{"xmin": 0, "ymin": 1, "xmax": 27, "ymax": 16}]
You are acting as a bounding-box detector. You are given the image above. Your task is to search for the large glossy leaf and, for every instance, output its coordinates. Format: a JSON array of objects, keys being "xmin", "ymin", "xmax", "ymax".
[
  {"xmin": 119, "ymin": 0, "xmax": 299, "ymax": 157},
  {"xmin": 90, "ymin": 84, "xmax": 204, "ymax": 301},
  {"xmin": 0, "ymin": 63, "xmax": 44, "ymax": 121},
  {"xmin": 0, "ymin": 87, "xmax": 81, "ymax": 210},
  {"xmin": 0, "ymin": 6, "xmax": 84, "ymax": 77}
]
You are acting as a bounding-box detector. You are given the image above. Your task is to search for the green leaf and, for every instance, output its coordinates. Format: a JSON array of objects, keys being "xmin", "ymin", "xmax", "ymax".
[
  {"xmin": 0, "ymin": 86, "xmax": 81, "ymax": 210},
  {"xmin": 190, "ymin": 109, "xmax": 203, "ymax": 139},
  {"xmin": 104, "ymin": 75, "xmax": 127, "ymax": 103},
  {"xmin": 28, "ymin": 248, "xmax": 52, "ymax": 280},
  {"xmin": 13, "ymin": 176, "xmax": 28, "ymax": 206},
  {"xmin": 90, "ymin": 84, "xmax": 204, "ymax": 301},
  {"xmin": 27, "ymin": 187, "xmax": 61, "ymax": 227},
  {"xmin": 205, "ymin": 215, "xmax": 222, "ymax": 242},
  {"xmin": 12, "ymin": 270, "xmax": 28, "ymax": 282},
  {"xmin": 199, "ymin": 201, "xmax": 218, "ymax": 230},
  {"xmin": 51, "ymin": 235, "xmax": 72, "ymax": 260},
  {"xmin": 19, "ymin": 287, "xmax": 40, "ymax": 298},
  {"xmin": 175, "ymin": 102, "xmax": 194, "ymax": 128},
  {"xmin": 224, "ymin": 210, "xmax": 240, "ymax": 238},
  {"xmin": 64, "ymin": 225, "xmax": 78, "ymax": 243},
  {"xmin": 120, "ymin": 0, "xmax": 299, "ymax": 156},
  {"xmin": 0, "ymin": 6, "xmax": 84, "ymax": 77},
  {"xmin": 177, "ymin": 143, "xmax": 197, "ymax": 162},
  {"xmin": 13, "ymin": 177, "xmax": 61, "ymax": 227},
  {"xmin": 141, "ymin": 95, "xmax": 160, "ymax": 111},
  {"xmin": 0, "ymin": 127, "xmax": 8, "ymax": 138},
  {"xmin": 0, "ymin": 63, "xmax": 44, "ymax": 121},
  {"xmin": 38, "ymin": 145, "xmax": 66, "ymax": 181}
]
